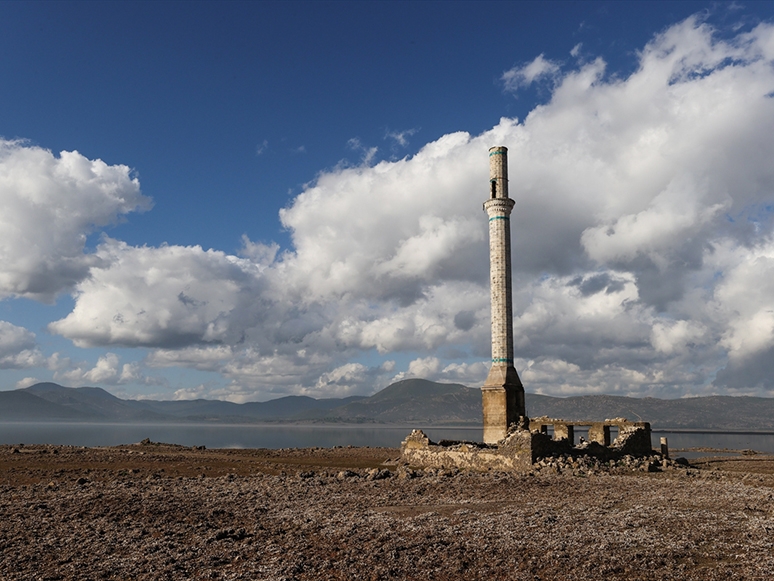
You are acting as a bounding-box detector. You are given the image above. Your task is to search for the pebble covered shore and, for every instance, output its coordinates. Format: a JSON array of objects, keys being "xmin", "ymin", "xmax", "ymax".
[{"xmin": 1, "ymin": 443, "xmax": 773, "ymax": 580}]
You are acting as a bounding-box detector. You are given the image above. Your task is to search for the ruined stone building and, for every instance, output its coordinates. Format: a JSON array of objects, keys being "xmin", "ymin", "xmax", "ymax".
[{"xmin": 401, "ymin": 147, "xmax": 653, "ymax": 471}]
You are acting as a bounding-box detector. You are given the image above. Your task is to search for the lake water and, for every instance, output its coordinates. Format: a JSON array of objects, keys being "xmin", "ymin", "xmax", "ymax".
[
  {"xmin": 1, "ymin": 422, "xmax": 773, "ymax": 455},
  {"xmin": 0, "ymin": 422, "xmax": 477, "ymax": 449}
]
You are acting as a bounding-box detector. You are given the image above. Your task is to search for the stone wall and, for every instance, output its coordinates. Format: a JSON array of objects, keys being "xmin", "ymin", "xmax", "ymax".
[
  {"xmin": 401, "ymin": 429, "xmax": 536, "ymax": 472},
  {"xmin": 529, "ymin": 417, "xmax": 653, "ymax": 457}
]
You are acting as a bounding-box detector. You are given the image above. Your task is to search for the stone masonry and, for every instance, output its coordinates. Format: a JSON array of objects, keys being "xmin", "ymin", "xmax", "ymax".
[
  {"xmin": 401, "ymin": 418, "xmax": 653, "ymax": 471},
  {"xmin": 482, "ymin": 146, "xmax": 525, "ymax": 443}
]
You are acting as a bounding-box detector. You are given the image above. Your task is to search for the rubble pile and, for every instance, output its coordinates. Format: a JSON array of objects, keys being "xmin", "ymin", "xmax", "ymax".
[{"xmin": 532, "ymin": 453, "xmax": 689, "ymax": 475}]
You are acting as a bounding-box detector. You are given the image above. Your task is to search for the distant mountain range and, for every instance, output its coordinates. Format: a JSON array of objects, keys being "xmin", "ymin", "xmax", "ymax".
[{"xmin": 1, "ymin": 380, "xmax": 773, "ymax": 430}]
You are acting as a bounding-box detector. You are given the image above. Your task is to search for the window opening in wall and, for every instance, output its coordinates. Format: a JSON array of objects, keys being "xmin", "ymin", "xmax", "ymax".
[{"xmin": 491, "ymin": 180, "xmax": 497, "ymax": 199}]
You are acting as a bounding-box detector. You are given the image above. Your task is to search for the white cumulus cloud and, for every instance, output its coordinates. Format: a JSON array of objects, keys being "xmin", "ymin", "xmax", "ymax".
[
  {"xmin": 0, "ymin": 321, "xmax": 45, "ymax": 369},
  {"xmin": 48, "ymin": 238, "xmax": 266, "ymax": 348},
  {"xmin": 53, "ymin": 352, "xmax": 158, "ymax": 386},
  {"xmin": 0, "ymin": 140, "xmax": 151, "ymax": 302},
  {"xmin": 502, "ymin": 54, "xmax": 561, "ymax": 91}
]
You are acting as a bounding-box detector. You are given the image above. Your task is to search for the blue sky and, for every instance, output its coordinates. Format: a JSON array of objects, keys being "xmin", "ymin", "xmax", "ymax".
[{"xmin": 1, "ymin": 1, "xmax": 774, "ymax": 401}]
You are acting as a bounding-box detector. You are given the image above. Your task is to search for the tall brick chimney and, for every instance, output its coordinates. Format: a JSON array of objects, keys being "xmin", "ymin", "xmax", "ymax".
[{"xmin": 481, "ymin": 146, "xmax": 525, "ymax": 443}]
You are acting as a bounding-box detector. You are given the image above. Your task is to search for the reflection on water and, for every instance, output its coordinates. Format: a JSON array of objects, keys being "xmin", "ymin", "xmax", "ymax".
[{"xmin": 0, "ymin": 422, "xmax": 773, "ymax": 454}]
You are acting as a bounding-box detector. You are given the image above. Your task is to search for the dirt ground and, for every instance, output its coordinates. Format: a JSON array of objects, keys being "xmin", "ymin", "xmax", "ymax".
[
  {"xmin": 0, "ymin": 442, "xmax": 400, "ymax": 486},
  {"xmin": 1, "ymin": 442, "xmax": 773, "ymax": 580}
]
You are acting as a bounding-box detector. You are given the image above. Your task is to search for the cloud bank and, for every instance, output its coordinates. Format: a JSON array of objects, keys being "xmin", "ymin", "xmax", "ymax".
[{"xmin": 3, "ymin": 15, "xmax": 774, "ymax": 400}]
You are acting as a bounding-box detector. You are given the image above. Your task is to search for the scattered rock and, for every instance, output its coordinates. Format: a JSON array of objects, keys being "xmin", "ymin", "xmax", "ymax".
[
  {"xmin": 396, "ymin": 466, "xmax": 417, "ymax": 480},
  {"xmin": 336, "ymin": 470, "xmax": 358, "ymax": 480},
  {"xmin": 1, "ymin": 444, "xmax": 772, "ymax": 580},
  {"xmin": 366, "ymin": 468, "xmax": 391, "ymax": 481}
]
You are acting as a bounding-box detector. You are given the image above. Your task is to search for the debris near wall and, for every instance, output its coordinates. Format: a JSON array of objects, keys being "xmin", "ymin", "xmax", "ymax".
[{"xmin": 532, "ymin": 453, "xmax": 690, "ymax": 476}]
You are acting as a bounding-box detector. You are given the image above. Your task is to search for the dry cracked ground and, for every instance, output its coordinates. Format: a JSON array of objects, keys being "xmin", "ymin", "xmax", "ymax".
[{"xmin": 1, "ymin": 442, "xmax": 773, "ymax": 580}]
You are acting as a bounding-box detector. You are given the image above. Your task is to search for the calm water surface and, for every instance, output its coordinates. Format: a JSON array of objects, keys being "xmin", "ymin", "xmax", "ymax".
[
  {"xmin": 1, "ymin": 422, "xmax": 773, "ymax": 454},
  {"xmin": 0, "ymin": 422, "xmax": 480, "ymax": 449}
]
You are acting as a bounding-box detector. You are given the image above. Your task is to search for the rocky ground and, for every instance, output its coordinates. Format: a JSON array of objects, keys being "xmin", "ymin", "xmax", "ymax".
[{"xmin": 1, "ymin": 442, "xmax": 773, "ymax": 580}]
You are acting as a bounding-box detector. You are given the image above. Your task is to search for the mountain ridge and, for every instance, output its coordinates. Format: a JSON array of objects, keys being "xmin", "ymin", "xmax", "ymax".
[{"xmin": 1, "ymin": 381, "xmax": 773, "ymax": 430}]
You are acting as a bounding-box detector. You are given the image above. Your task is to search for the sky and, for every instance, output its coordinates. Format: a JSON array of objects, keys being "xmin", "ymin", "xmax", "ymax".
[{"xmin": 1, "ymin": 1, "xmax": 774, "ymax": 402}]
